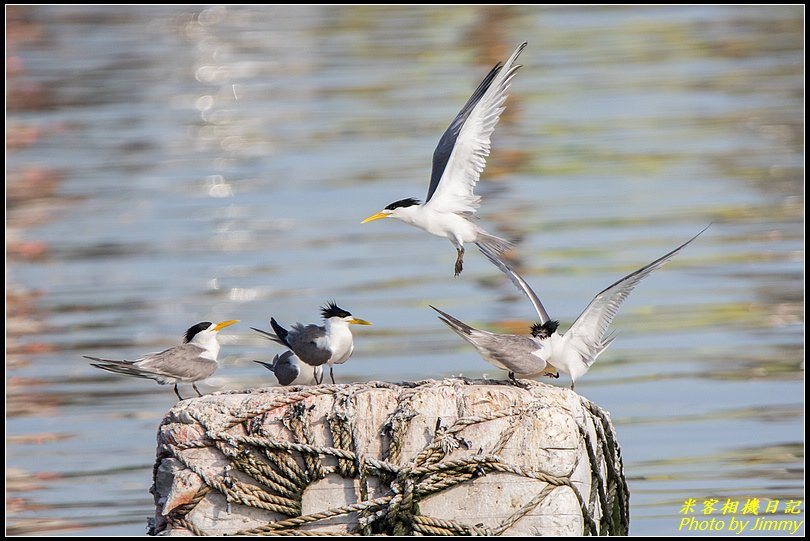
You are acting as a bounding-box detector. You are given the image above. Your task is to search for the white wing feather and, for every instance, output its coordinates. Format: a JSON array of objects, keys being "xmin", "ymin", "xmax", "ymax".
[
  {"xmin": 425, "ymin": 42, "xmax": 526, "ymax": 214},
  {"xmin": 564, "ymin": 227, "xmax": 708, "ymax": 366}
]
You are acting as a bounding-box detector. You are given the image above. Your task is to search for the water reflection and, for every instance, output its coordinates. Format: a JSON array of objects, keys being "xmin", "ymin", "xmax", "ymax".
[{"xmin": 6, "ymin": 5, "xmax": 803, "ymax": 536}]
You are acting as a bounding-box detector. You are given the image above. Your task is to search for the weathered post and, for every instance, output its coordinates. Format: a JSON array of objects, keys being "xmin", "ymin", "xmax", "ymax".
[{"xmin": 150, "ymin": 378, "xmax": 629, "ymax": 535}]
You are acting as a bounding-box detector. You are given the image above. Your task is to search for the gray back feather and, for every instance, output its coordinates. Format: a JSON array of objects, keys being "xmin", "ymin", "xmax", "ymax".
[{"xmin": 287, "ymin": 323, "xmax": 332, "ymax": 366}]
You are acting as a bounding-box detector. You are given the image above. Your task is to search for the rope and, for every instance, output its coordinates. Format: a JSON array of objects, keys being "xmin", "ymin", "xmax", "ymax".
[
  {"xmin": 583, "ymin": 399, "xmax": 630, "ymax": 533},
  {"xmin": 153, "ymin": 379, "xmax": 628, "ymax": 536}
]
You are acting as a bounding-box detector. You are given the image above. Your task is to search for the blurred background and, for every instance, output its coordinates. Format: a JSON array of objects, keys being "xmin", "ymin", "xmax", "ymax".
[{"xmin": 6, "ymin": 5, "xmax": 803, "ymax": 536}]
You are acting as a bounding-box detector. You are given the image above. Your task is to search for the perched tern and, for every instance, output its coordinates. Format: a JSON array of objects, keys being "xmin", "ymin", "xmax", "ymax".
[
  {"xmin": 430, "ymin": 304, "xmax": 559, "ymax": 383},
  {"xmin": 254, "ymin": 351, "xmax": 322, "ymax": 386},
  {"xmin": 251, "ymin": 301, "xmax": 371, "ymax": 384},
  {"xmin": 436, "ymin": 227, "xmax": 707, "ymax": 389},
  {"xmin": 361, "ymin": 42, "xmax": 527, "ymax": 276},
  {"xmin": 85, "ymin": 319, "xmax": 239, "ymax": 400}
]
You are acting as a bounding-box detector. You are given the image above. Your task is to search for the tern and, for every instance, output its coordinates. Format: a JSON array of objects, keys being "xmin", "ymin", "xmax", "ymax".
[
  {"xmin": 434, "ymin": 227, "xmax": 707, "ymax": 389},
  {"xmin": 85, "ymin": 319, "xmax": 239, "ymax": 400},
  {"xmin": 361, "ymin": 42, "xmax": 527, "ymax": 276},
  {"xmin": 251, "ymin": 301, "xmax": 371, "ymax": 384},
  {"xmin": 254, "ymin": 351, "xmax": 323, "ymax": 386},
  {"xmin": 430, "ymin": 304, "xmax": 559, "ymax": 383}
]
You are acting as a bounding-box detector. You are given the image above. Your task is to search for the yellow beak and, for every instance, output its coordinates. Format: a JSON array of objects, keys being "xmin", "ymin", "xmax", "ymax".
[
  {"xmin": 350, "ymin": 318, "xmax": 372, "ymax": 326},
  {"xmin": 361, "ymin": 211, "xmax": 389, "ymax": 224},
  {"xmin": 212, "ymin": 319, "xmax": 239, "ymax": 331}
]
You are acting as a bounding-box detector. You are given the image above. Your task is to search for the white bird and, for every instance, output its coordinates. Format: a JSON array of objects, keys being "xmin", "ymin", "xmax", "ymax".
[
  {"xmin": 254, "ymin": 351, "xmax": 322, "ymax": 386},
  {"xmin": 361, "ymin": 42, "xmax": 527, "ymax": 276},
  {"xmin": 251, "ymin": 301, "xmax": 371, "ymax": 384},
  {"xmin": 437, "ymin": 227, "xmax": 708, "ymax": 389},
  {"xmin": 85, "ymin": 319, "xmax": 239, "ymax": 400}
]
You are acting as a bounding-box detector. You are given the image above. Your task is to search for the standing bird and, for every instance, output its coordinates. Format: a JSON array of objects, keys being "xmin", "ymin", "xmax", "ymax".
[
  {"xmin": 361, "ymin": 42, "xmax": 527, "ymax": 276},
  {"xmin": 430, "ymin": 304, "xmax": 559, "ymax": 383},
  {"xmin": 433, "ymin": 227, "xmax": 708, "ymax": 389},
  {"xmin": 253, "ymin": 351, "xmax": 322, "ymax": 386},
  {"xmin": 251, "ymin": 301, "xmax": 371, "ymax": 384},
  {"xmin": 85, "ymin": 319, "xmax": 239, "ymax": 400}
]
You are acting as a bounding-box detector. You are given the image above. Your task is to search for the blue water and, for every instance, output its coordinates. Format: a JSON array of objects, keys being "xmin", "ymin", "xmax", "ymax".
[{"xmin": 6, "ymin": 5, "xmax": 803, "ymax": 535}]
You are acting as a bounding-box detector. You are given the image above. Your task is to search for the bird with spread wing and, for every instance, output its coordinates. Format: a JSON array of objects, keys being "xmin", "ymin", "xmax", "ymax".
[
  {"xmin": 362, "ymin": 42, "xmax": 527, "ymax": 276},
  {"xmin": 432, "ymin": 227, "xmax": 708, "ymax": 388}
]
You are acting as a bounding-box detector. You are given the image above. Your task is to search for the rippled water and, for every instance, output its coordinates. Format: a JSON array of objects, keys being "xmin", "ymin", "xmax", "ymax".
[{"xmin": 7, "ymin": 5, "xmax": 803, "ymax": 536}]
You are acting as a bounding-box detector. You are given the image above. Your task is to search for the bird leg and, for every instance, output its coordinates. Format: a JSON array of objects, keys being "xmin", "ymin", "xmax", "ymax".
[
  {"xmin": 508, "ymin": 371, "xmax": 530, "ymax": 389},
  {"xmin": 192, "ymin": 383, "xmax": 203, "ymax": 397},
  {"xmin": 173, "ymin": 384, "xmax": 185, "ymax": 401},
  {"xmin": 314, "ymin": 367, "xmax": 323, "ymax": 385},
  {"xmin": 454, "ymin": 246, "xmax": 465, "ymax": 276},
  {"xmin": 330, "ymin": 366, "xmax": 336, "ymax": 385}
]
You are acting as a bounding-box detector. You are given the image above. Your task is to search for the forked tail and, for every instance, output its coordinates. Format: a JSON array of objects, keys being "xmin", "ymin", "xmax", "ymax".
[
  {"xmin": 429, "ymin": 305, "xmax": 475, "ymax": 336},
  {"xmin": 251, "ymin": 319, "xmax": 291, "ymax": 349}
]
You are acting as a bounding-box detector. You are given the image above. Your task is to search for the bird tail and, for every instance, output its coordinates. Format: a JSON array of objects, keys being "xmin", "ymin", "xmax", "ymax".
[
  {"xmin": 254, "ymin": 350, "xmax": 296, "ymax": 373},
  {"xmin": 429, "ymin": 305, "xmax": 475, "ymax": 336},
  {"xmin": 475, "ymin": 232, "xmax": 513, "ymax": 258},
  {"xmin": 85, "ymin": 356, "xmax": 154, "ymax": 380},
  {"xmin": 251, "ymin": 319, "xmax": 291, "ymax": 348},
  {"xmin": 253, "ymin": 359, "xmax": 277, "ymax": 371}
]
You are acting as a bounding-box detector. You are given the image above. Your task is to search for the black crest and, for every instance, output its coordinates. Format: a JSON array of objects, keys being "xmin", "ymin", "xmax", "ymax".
[
  {"xmin": 185, "ymin": 322, "xmax": 212, "ymax": 343},
  {"xmin": 321, "ymin": 301, "xmax": 351, "ymax": 320},
  {"xmin": 530, "ymin": 320, "xmax": 559, "ymax": 339},
  {"xmin": 385, "ymin": 197, "xmax": 421, "ymax": 211}
]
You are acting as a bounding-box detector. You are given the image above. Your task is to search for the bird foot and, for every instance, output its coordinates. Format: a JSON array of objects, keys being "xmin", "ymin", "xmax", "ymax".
[
  {"xmin": 507, "ymin": 372, "xmax": 530, "ymax": 389},
  {"xmin": 454, "ymin": 250, "xmax": 464, "ymax": 276}
]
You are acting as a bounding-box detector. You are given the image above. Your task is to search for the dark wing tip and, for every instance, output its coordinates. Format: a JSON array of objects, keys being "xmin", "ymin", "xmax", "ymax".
[{"xmin": 429, "ymin": 304, "xmax": 451, "ymax": 318}]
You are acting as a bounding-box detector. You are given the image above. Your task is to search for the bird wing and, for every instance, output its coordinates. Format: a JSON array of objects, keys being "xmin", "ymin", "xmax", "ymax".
[
  {"xmin": 565, "ymin": 226, "xmax": 708, "ymax": 367},
  {"xmin": 86, "ymin": 344, "xmax": 216, "ymax": 384},
  {"xmin": 269, "ymin": 318, "xmax": 291, "ymax": 348},
  {"xmin": 287, "ymin": 323, "xmax": 332, "ymax": 366},
  {"xmin": 135, "ymin": 344, "xmax": 217, "ymax": 383},
  {"xmin": 86, "ymin": 356, "xmax": 154, "ymax": 380},
  {"xmin": 424, "ymin": 42, "xmax": 527, "ymax": 214},
  {"xmin": 478, "ymin": 242, "xmax": 550, "ymax": 323},
  {"xmin": 479, "ymin": 333, "xmax": 550, "ymax": 376}
]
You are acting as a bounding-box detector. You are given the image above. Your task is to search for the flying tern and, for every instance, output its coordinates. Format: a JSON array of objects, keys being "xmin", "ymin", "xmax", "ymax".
[
  {"xmin": 85, "ymin": 319, "xmax": 239, "ymax": 400},
  {"xmin": 361, "ymin": 42, "xmax": 527, "ymax": 276},
  {"xmin": 251, "ymin": 301, "xmax": 371, "ymax": 384},
  {"xmin": 434, "ymin": 227, "xmax": 707, "ymax": 388},
  {"xmin": 254, "ymin": 351, "xmax": 323, "ymax": 386}
]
